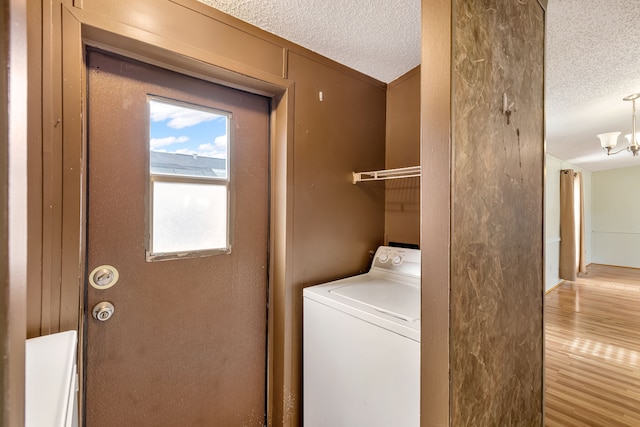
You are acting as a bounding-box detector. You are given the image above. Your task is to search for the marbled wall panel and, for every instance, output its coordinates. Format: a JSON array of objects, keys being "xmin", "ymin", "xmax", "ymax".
[{"xmin": 451, "ymin": 1, "xmax": 545, "ymax": 425}]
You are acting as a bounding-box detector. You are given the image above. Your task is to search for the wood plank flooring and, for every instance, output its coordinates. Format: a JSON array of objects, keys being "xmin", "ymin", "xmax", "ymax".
[{"xmin": 545, "ymin": 264, "xmax": 640, "ymax": 426}]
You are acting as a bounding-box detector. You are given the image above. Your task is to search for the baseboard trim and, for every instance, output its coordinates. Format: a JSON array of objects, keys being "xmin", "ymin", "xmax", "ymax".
[
  {"xmin": 590, "ymin": 263, "xmax": 640, "ymax": 271},
  {"xmin": 545, "ymin": 281, "xmax": 564, "ymax": 295}
]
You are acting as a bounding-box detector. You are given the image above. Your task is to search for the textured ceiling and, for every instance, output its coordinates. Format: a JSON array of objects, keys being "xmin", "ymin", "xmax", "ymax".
[
  {"xmin": 546, "ymin": 0, "xmax": 640, "ymax": 171},
  {"xmin": 198, "ymin": 0, "xmax": 421, "ymax": 83},
  {"xmin": 199, "ymin": 0, "xmax": 640, "ymax": 172}
]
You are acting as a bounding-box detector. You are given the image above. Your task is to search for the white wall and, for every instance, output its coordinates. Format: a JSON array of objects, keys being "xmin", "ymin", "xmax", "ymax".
[
  {"xmin": 592, "ymin": 165, "xmax": 640, "ymax": 268},
  {"xmin": 545, "ymin": 154, "xmax": 592, "ymax": 291}
]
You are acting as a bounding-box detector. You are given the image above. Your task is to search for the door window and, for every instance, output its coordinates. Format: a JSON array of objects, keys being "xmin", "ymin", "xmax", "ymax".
[{"xmin": 147, "ymin": 96, "xmax": 231, "ymax": 260}]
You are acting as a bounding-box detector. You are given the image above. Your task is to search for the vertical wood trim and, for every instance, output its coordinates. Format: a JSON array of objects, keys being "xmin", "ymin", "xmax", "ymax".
[
  {"xmin": 282, "ymin": 48, "xmax": 289, "ymax": 80},
  {"xmin": 421, "ymin": 0, "xmax": 452, "ymax": 425},
  {"xmin": 0, "ymin": 0, "xmax": 12, "ymax": 427},
  {"xmin": 269, "ymin": 85, "xmax": 296, "ymax": 426},
  {"xmin": 4, "ymin": 0, "xmax": 29, "ymax": 424},
  {"xmin": 58, "ymin": 7, "xmax": 85, "ymax": 422},
  {"xmin": 60, "ymin": 5, "xmax": 83, "ymax": 332},
  {"xmin": 27, "ymin": 0, "xmax": 44, "ymax": 339},
  {"xmin": 1, "ymin": 2, "xmax": 10, "ymax": 424},
  {"xmin": 41, "ymin": 0, "xmax": 64, "ymax": 335}
]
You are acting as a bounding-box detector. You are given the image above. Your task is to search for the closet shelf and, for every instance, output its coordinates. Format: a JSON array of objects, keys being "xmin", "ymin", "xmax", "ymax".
[{"xmin": 352, "ymin": 165, "xmax": 421, "ymax": 184}]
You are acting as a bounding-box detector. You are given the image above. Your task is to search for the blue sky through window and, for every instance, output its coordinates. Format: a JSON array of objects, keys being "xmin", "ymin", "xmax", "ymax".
[{"xmin": 149, "ymin": 98, "xmax": 228, "ymax": 159}]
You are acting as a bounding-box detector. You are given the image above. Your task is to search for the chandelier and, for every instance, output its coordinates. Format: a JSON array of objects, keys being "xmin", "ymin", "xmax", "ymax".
[{"xmin": 597, "ymin": 93, "xmax": 640, "ymax": 157}]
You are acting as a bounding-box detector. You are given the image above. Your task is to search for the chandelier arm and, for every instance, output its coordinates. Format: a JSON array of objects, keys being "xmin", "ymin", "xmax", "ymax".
[{"xmin": 605, "ymin": 146, "xmax": 630, "ymax": 156}]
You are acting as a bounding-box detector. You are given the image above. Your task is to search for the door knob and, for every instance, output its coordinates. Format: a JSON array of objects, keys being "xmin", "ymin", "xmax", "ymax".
[{"xmin": 92, "ymin": 302, "xmax": 115, "ymax": 322}]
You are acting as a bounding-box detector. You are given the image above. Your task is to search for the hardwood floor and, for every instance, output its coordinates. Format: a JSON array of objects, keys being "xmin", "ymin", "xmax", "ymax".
[{"xmin": 545, "ymin": 264, "xmax": 640, "ymax": 426}]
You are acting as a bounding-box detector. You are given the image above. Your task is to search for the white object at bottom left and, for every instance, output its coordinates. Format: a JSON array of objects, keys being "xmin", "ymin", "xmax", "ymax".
[{"xmin": 26, "ymin": 330, "xmax": 78, "ymax": 427}]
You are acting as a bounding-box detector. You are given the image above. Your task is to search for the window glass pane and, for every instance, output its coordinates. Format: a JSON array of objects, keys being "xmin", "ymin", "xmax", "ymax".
[
  {"xmin": 147, "ymin": 97, "xmax": 232, "ymax": 259},
  {"xmin": 150, "ymin": 152, "xmax": 226, "ymax": 178},
  {"xmin": 149, "ymin": 98, "xmax": 228, "ymax": 179},
  {"xmin": 151, "ymin": 181, "xmax": 228, "ymax": 254}
]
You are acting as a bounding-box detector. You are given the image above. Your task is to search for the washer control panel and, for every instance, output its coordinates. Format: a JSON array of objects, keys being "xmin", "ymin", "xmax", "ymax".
[{"xmin": 371, "ymin": 246, "xmax": 421, "ymax": 277}]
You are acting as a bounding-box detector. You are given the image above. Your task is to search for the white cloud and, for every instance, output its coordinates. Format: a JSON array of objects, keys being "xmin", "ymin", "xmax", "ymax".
[
  {"xmin": 173, "ymin": 148, "xmax": 197, "ymax": 155},
  {"xmin": 150, "ymin": 135, "xmax": 189, "ymax": 149},
  {"xmin": 214, "ymin": 134, "xmax": 227, "ymax": 148},
  {"xmin": 196, "ymin": 134, "xmax": 227, "ymax": 158},
  {"xmin": 149, "ymin": 100, "xmax": 223, "ymax": 129}
]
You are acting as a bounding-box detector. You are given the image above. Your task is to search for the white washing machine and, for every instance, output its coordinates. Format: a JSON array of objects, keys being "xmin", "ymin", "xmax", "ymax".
[{"xmin": 303, "ymin": 246, "xmax": 420, "ymax": 427}]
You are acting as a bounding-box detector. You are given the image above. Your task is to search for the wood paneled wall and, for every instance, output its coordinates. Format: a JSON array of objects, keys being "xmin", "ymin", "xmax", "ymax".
[
  {"xmin": 288, "ymin": 51, "xmax": 386, "ymax": 423},
  {"xmin": 27, "ymin": 1, "xmax": 386, "ymax": 425},
  {"xmin": 385, "ymin": 67, "xmax": 420, "ymax": 247},
  {"xmin": 289, "ymin": 51, "xmax": 385, "ymax": 287}
]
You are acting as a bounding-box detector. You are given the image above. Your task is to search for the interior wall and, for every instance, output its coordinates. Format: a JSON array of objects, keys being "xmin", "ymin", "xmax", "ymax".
[
  {"xmin": 385, "ymin": 66, "xmax": 420, "ymax": 247},
  {"xmin": 545, "ymin": 154, "xmax": 592, "ymax": 291},
  {"xmin": 289, "ymin": 52, "xmax": 386, "ymax": 286},
  {"xmin": 592, "ymin": 165, "xmax": 640, "ymax": 268},
  {"xmin": 31, "ymin": 1, "xmax": 386, "ymax": 426},
  {"xmin": 288, "ymin": 51, "xmax": 386, "ymax": 424},
  {"xmin": 422, "ymin": 0, "xmax": 546, "ymax": 424}
]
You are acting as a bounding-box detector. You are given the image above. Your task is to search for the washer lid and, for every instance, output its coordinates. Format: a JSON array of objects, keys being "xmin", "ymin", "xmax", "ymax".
[{"xmin": 330, "ymin": 279, "xmax": 420, "ymax": 322}]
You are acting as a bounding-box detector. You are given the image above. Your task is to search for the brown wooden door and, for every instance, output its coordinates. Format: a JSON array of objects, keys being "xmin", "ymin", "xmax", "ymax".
[{"xmin": 84, "ymin": 49, "xmax": 269, "ymax": 426}]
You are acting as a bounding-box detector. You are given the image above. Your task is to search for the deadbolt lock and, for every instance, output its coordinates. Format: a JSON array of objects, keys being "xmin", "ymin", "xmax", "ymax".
[
  {"xmin": 92, "ymin": 301, "xmax": 115, "ymax": 322},
  {"xmin": 89, "ymin": 265, "xmax": 119, "ymax": 290}
]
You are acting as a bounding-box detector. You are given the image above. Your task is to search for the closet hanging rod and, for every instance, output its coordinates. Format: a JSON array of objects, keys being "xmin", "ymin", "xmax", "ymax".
[{"xmin": 352, "ymin": 165, "xmax": 421, "ymax": 184}]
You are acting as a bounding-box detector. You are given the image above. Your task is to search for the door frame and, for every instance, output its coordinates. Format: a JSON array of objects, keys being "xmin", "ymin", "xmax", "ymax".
[{"xmin": 57, "ymin": 4, "xmax": 295, "ymax": 425}]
